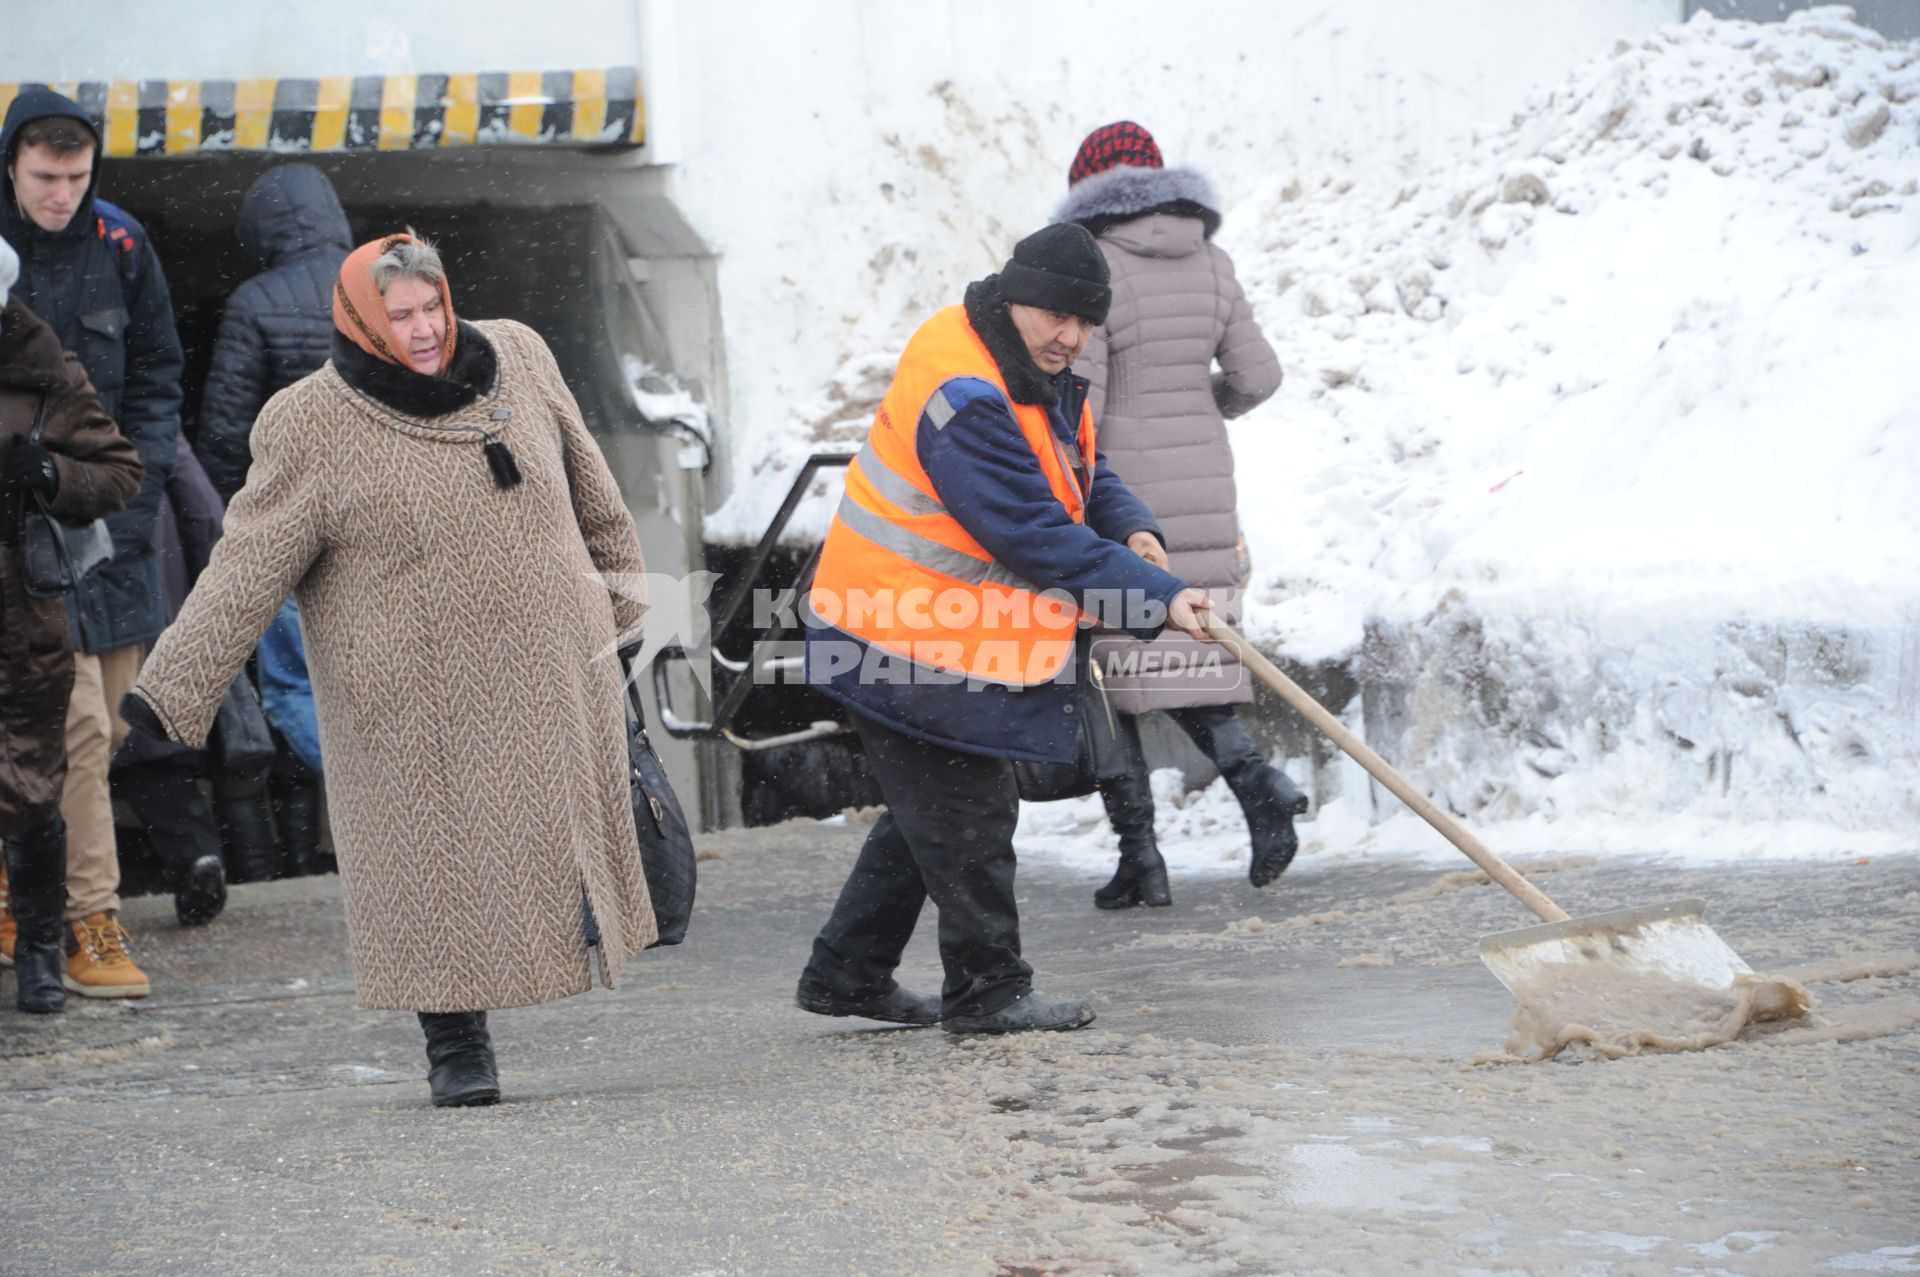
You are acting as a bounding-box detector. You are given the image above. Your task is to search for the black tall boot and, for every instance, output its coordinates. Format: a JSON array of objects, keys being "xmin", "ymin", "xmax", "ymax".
[
  {"xmin": 1094, "ymin": 768, "xmax": 1172, "ymax": 909},
  {"xmin": 113, "ymin": 762, "xmax": 228, "ymax": 926},
  {"xmin": 269, "ymin": 772, "xmax": 324, "ymax": 878},
  {"xmin": 417, "ymin": 1011, "xmax": 500, "ymax": 1107},
  {"xmin": 5, "ymin": 814, "xmax": 70, "ymax": 1013},
  {"xmin": 1171, "ymin": 705, "xmax": 1310, "ymax": 888}
]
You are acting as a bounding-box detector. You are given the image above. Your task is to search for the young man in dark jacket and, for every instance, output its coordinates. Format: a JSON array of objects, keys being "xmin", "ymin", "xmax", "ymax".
[
  {"xmin": 2, "ymin": 88, "xmax": 185, "ymax": 997},
  {"xmin": 796, "ymin": 225, "xmax": 1214, "ymax": 1035}
]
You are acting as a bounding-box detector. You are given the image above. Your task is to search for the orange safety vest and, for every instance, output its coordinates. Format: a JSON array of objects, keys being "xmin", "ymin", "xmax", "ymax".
[{"xmin": 809, "ymin": 305, "xmax": 1095, "ymax": 687}]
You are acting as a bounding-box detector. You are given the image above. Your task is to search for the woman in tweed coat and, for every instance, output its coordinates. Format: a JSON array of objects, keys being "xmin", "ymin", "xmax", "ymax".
[
  {"xmin": 1057, "ymin": 122, "xmax": 1310, "ymax": 910},
  {"xmin": 123, "ymin": 231, "xmax": 653, "ymax": 1107}
]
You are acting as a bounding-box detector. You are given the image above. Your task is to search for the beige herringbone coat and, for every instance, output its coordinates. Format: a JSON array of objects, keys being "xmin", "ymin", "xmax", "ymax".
[{"xmin": 133, "ymin": 319, "xmax": 654, "ymax": 1011}]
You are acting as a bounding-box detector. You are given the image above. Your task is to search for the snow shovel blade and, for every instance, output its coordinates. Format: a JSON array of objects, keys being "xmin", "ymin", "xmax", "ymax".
[{"xmin": 1477, "ymin": 898, "xmax": 1752, "ymax": 1000}]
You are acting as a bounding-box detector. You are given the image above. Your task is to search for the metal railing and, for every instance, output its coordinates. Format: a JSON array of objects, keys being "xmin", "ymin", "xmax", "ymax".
[{"xmin": 650, "ymin": 451, "xmax": 853, "ymax": 750}]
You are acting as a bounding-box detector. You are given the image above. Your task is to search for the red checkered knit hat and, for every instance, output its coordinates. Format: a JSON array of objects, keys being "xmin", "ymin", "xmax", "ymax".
[{"xmin": 1068, "ymin": 121, "xmax": 1164, "ymax": 187}]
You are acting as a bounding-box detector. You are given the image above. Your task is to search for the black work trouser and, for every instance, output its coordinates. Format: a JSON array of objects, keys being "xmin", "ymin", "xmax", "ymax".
[{"xmin": 803, "ymin": 714, "xmax": 1032, "ymax": 1019}]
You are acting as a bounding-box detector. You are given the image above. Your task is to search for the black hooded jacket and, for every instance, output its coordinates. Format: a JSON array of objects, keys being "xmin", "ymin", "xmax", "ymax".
[
  {"xmin": 1, "ymin": 87, "xmax": 184, "ymax": 653},
  {"xmin": 196, "ymin": 164, "xmax": 351, "ymax": 500}
]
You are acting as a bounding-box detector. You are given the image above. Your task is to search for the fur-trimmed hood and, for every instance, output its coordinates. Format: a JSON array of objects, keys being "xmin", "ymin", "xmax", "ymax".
[{"xmin": 1053, "ymin": 165, "xmax": 1222, "ymax": 241}]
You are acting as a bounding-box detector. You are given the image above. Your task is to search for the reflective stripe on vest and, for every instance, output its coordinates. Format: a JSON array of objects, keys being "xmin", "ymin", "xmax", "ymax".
[{"xmin": 810, "ymin": 305, "xmax": 1096, "ymax": 687}]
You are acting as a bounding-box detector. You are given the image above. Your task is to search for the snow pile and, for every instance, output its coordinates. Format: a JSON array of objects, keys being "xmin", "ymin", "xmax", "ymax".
[
  {"xmin": 1194, "ymin": 6, "xmax": 1920, "ymax": 857},
  {"xmin": 1024, "ymin": 7, "xmax": 1920, "ymax": 873},
  {"xmin": 1228, "ymin": 5, "xmax": 1918, "ymax": 655}
]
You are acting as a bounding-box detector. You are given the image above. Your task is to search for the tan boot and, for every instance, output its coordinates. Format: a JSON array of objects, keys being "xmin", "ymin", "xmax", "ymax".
[
  {"xmin": 0, "ymin": 862, "xmax": 14, "ymax": 967},
  {"xmin": 64, "ymin": 911, "xmax": 150, "ymax": 999}
]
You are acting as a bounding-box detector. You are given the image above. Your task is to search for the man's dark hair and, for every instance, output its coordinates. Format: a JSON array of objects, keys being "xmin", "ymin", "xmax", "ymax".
[{"xmin": 17, "ymin": 116, "xmax": 95, "ymax": 156}]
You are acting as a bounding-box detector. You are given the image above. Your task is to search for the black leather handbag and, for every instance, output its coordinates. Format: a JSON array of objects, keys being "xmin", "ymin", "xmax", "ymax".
[
  {"xmin": 624, "ymin": 669, "xmax": 695, "ymax": 947},
  {"xmin": 18, "ymin": 395, "xmax": 114, "ymax": 598}
]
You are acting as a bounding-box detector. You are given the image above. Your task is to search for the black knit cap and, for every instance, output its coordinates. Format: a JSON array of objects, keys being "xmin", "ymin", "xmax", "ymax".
[{"xmin": 996, "ymin": 224, "xmax": 1111, "ymax": 325}]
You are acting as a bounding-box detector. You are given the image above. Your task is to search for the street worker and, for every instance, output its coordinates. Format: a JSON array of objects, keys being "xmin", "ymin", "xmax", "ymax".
[
  {"xmin": 1055, "ymin": 121, "xmax": 1308, "ymax": 909},
  {"xmin": 796, "ymin": 223, "xmax": 1215, "ymax": 1035},
  {"xmin": 196, "ymin": 163, "xmax": 351, "ymax": 879},
  {"xmin": 119, "ymin": 230, "xmax": 655, "ymax": 1107},
  {"xmin": 2, "ymin": 88, "xmax": 187, "ymax": 999},
  {"xmin": 1, "ymin": 237, "xmax": 144, "ymax": 1014}
]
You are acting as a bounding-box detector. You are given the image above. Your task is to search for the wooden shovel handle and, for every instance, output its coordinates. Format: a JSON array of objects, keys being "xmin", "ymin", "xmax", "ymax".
[{"xmin": 1203, "ymin": 613, "xmax": 1570, "ymax": 924}]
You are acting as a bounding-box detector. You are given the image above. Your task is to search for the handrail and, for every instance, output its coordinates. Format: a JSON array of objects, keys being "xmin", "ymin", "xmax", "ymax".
[{"xmin": 649, "ymin": 450, "xmax": 854, "ymax": 746}]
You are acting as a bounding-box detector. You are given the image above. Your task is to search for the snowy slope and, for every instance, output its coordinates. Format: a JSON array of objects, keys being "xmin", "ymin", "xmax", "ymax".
[
  {"xmin": 1225, "ymin": 5, "xmax": 1919, "ymax": 661},
  {"xmin": 1018, "ymin": 8, "xmax": 1920, "ymax": 876}
]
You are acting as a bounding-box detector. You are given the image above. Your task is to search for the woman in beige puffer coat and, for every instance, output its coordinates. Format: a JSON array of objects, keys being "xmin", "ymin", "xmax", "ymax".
[{"xmin": 1056, "ymin": 122, "xmax": 1309, "ymax": 909}]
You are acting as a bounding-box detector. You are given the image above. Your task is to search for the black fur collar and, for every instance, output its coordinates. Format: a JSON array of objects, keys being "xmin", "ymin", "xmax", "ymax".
[
  {"xmin": 963, "ymin": 276, "xmax": 1058, "ymax": 407},
  {"xmin": 331, "ymin": 319, "xmax": 498, "ymax": 418}
]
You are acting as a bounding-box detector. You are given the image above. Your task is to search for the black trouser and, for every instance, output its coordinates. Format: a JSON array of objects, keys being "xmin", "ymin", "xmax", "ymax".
[
  {"xmin": 803, "ymin": 715, "xmax": 1032, "ymax": 1019},
  {"xmin": 1101, "ymin": 704, "xmax": 1306, "ymax": 836},
  {"xmin": 1096, "ymin": 712, "xmax": 1154, "ymax": 839},
  {"xmin": 4, "ymin": 811, "xmax": 67, "ymax": 918},
  {"xmin": 1168, "ymin": 704, "xmax": 1268, "ymax": 780},
  {"xmin": 269, "ymin": 735, "xmax": 324, "ymax": 876}
]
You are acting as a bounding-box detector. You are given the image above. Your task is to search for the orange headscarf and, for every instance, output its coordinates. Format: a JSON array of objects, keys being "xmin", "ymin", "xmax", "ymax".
[{"xmin": 332, "ymin": 232, "xmax": 458, "ymax": 372}]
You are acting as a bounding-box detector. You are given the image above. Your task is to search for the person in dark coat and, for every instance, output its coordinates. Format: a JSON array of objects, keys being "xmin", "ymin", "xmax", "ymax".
[
  {"xmin": 2, "ymin": 88, "xmax": 184, "ymax": 998},
  {"xmin": 1055, "ymin": 122, "xmax": 1308, "ymax": 909},
  {"xmin": 196, "ymin": 164, "xmax": 351, "ymax": 501},
  {"xmin": 110, "ymin": 434, "xmax": 281, "ymax": 923},
  {"xmin": 193, "ymin": 163, "xmax": 342, "ymax": 877},
  {"xmin": 0, "ymin": 239, "xmax": 145, "ymax": 1014}
]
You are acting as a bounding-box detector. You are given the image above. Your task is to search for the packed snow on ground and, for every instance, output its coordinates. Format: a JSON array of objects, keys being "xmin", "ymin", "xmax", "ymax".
[{"xmin": 746, "ymin": 9, "xmax": 1920, "ymax": 874}]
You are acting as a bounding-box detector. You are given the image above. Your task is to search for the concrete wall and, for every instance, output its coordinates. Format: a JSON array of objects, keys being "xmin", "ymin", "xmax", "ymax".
[{"xmin": 0, "ymin": 0, "xmax": 645, "ymax": 82}]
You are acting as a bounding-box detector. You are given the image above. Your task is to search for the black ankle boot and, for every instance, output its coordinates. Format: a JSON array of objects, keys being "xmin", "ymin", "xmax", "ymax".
[
  {"xmin": 417, "ymin": 1011, "xmax": 500, "ymax": 1107},
  {"xmin": 1095, "ymin": 833, "xmax": 1173, "ymax": 910},
  {"xmin": 5, "ymin": 816, "xmax": 70, "ymax": 1014},
  {"xmin": 1225, "ymin": 761, "xmax": 1310, "ymax": 888},
  {"xmin": 1095, "ymin": 769, "xmax": 1172, "ymax": 910}
]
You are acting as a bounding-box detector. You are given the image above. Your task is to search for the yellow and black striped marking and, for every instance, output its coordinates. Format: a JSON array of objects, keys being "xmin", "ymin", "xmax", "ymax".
[{"xmin": 0, "ymin": 69, "xmax": 644, "ymax": 157}]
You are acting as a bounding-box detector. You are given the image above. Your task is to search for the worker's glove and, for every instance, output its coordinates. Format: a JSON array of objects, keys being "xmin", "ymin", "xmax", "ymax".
[{"xmin": 3, "ymin": 439, "xmax": 58, "ymax": 498}]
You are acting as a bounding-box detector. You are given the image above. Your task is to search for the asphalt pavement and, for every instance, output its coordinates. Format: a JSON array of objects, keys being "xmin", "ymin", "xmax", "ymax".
[{"xmin": 4, "ymin": 820, "xmax": 1915, "ymax": 1275}]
